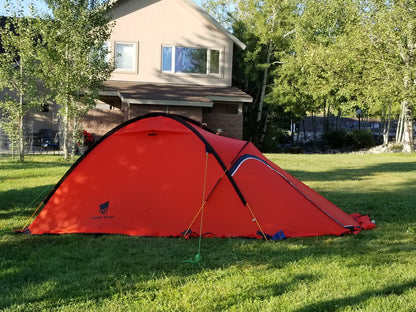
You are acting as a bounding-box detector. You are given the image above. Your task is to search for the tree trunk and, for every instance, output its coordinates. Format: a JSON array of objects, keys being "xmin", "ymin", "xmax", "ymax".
[
  {"xmin": 256, "ymin": 42, "xmax": 272, "ymax": 124},
  {"xmin": 399, "ymin": 19, "xmax": 415, "ymax": 152},
  {"xmin": 256, "ymin": 42, "xmax": 273, "ymax": 146},
  {"xmin": 259, "ymin": 110, "xmax": 270, "ymax": 148},
  {"xmin": 382, "ymin": 102, "xmax": 392, "ymax": 146},
  {"xmin": 18, "ymin": 115, "xmax": 24, "ymax": 162},
  {"xmin": 396, "ymin": 101, "xmax": 404, "ymax": 143},
  {"xmin": 312, "ymin": 112, "xmax": 317, "ymax": 143},
  {"xmin": 71, "ymin": 118, "xmax": 78, "ymax": 158},
  {"xmin": 402, "ymin": 100, "xmax": 414, "ymax": 153},
  {"xmin": 63, "ymin": 103, "xmax": 69, "ymax": 159}
]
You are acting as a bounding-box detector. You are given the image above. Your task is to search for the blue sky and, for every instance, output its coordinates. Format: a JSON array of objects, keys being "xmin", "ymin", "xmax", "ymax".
[{"xmin": 1, "ymin": 0, "xmax": 205, "ymax": 16}]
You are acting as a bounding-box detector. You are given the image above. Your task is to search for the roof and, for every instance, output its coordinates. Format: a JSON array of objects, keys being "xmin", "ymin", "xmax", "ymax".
[
  {"xmin": 181, "ymin": 0, "xmax": 246, "ymax": 50},
  {"xmin": 101, "ymin": 81, "xmax": 253, "ymax": 107},
  {"xmin": 109, "ymin": 0, "xmax": 246, "ymax": 50}
]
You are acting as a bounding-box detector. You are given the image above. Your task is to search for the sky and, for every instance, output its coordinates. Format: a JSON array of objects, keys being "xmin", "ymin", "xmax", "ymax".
[{"xmin": 0, "ymin": 0, "xmax": 205, "ymax": 16}]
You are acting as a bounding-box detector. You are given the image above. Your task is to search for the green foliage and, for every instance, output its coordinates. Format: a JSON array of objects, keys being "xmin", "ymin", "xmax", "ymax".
[
  {"xmin": 208, "ymin": 0, "xmax": 416, "ymax": 152},
  {"xmin": 211, "ymin": 0, "xmax": 297, "ymax": 144},
  {"xmin": 37, "ymin": 0, "xmax": 114, "ymax": 159},
  {"xmin": 322, "ymin": 129, "xmax": 375, "ymax": 149},
  {"xmin": 0, "ymin": 4, "xmax": 45, "ymax": 161},
  {"xmin": 346, "ymin": 129, "xmax": 376, "ymax": 149},
  {"xmin": 321, "ymin": 129, "xmax": 347, "ymax": 148},
  {"xmin": 2, "ymin": 154, "xmax": 416, "ymax": 311},
  {"xmin": 262, "ymin": 127, "xmax": 292, "ymax": 153}
]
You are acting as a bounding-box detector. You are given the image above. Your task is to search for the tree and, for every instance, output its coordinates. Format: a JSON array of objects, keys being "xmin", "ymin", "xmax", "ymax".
[
  {"xmin": 209, "ymin": 0, "xmax": 416, "ymax": 152},
  {"xmin": 37, "ymin": 0, "xmax": 114, "ymax": 159},
  {"xmin": 272, "ymin": 0, "xmax": 369, "ymax": 130},
  {"xmin": 386, "ymin": 1, "xmax": 416, "ymax": 153},
  {"xmin": 354, "ymin": 0, "xmax": 416, "ymax": 152},
  {"xmin": 271, "ymin": 0, "xmax": 405, "ymax": 148},
  {"xmin": 214, "ymin": 0, "xmax": 297, "ymax": 147},
  {"xmin": 0, "ymin": 2, "xmax": 44, "ymax": 161}
]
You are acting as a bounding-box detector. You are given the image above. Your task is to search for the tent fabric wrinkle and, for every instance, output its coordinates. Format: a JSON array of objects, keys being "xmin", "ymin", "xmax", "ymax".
[{"xmin": 23, "ymin": 113, "xmax": 375, "ymax": 238}]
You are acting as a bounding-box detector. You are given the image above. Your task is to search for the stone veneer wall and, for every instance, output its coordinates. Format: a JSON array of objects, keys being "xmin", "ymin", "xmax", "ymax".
[
  {"xmin": 81, "ymin": 108, "xmax": 125, "ymax": 138},
  {"xmin": 202, "ymin": 113, "xmax": 243, "ymax": 139},
  {"xmin": 127, "ymin": 104, "xmax": 203, "ymax": 122},
  {"xmin": 82, "ymin": 105, "xmax": 244, "ymax": 141}
]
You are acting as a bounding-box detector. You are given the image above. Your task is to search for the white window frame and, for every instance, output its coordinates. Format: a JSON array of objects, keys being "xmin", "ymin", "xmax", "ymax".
[
  {"xmin": 161, "ymin": 45, "xmax": 222, "ymax": 76},
  {"xmin": 114, "ymin": 41, "xmax": 138, "ymax": 73},
  {"xmin": 161, "ymin": 45, "xmax": 175, "ymax": 73},
  {"xmin": 208, "ymin": 49, "xmax": 220, "ymax": 75}
]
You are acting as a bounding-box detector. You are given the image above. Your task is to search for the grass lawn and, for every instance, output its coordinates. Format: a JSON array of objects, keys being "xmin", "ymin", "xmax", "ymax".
[{"xmin": 1, "ymin": 153, "xmax": 416, "ymax": 311}]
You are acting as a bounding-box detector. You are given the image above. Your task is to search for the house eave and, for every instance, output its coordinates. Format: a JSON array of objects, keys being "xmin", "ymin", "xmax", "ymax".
[
  {"xmin": 208, "ymin": 96, "xmax": 252, "ymax": 103},
  {"xmin": 120, "ymin": 98, "xmax": 213, "ymax": 107},
  {"xmin": 101, "ymin": 81, "xmax": 252, "ymax": 108}
]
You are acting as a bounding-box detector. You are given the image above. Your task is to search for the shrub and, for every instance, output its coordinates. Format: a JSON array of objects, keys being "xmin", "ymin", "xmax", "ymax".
[
  {"xmin": 321, "ymin": 129, "xmax": 347, "ymax": 148},
  {"xmin": 262, "ymin": 128, "xmax": 292, "ymax": 153},
  {"xmin": 346, "ymin": 129, "xmax": 375, "ymax": 149}
]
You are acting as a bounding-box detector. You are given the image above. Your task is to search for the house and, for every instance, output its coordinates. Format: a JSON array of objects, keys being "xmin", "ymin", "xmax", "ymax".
[
  {"xmin": 81, "ymin": 0, "xmax": 252, "ymax": 139},
  {"xmin": 0, "ymin": 0, "xmax": 251, "ymax": 153}
]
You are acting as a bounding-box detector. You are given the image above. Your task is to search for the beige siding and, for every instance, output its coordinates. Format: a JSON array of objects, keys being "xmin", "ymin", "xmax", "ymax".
[{"xmin": 108, "ymin": 0, "xmax": 233, "ymax": 86}]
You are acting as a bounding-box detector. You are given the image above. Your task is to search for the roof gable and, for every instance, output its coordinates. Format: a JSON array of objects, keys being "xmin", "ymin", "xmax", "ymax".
[
  {"xmin": 110, "ymin": 0, "xmax": 245, "ymax": 49},
  {"xmin": 180, "ymin": 0, "xmax": 246, "ymax": 49}
]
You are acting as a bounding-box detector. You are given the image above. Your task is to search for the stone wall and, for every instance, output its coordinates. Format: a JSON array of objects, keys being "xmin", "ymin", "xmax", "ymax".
[
  {"xmin": 82, "ymin": 105, "xmax": 244, "ymax": 140},
  {"xmin": 81, "ymin": 108, "xmax": 125, "ymax": 138},
  {"xmin": 128, "ymin": 104, "xmax": 203, "ymax": 122},
  {"xmin": 202, "ymin": 113, "xmax": 243, "ymax": 139}
]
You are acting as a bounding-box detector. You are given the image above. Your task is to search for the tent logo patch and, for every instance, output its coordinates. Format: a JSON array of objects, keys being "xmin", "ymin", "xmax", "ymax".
[
  {"xmin": 99, "ymin": 201, "xmax": 110, "ymax": 214},
  {"xmin": 91, "ymin": 201, "xmax": 114, "ymax": 220}
]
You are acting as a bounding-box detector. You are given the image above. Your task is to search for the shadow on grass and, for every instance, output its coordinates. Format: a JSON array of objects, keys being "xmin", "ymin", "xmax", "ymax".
[
  {"xmin": 0, "ymin": 185, "xmax": 54, "ymax": 214},
  {"xmin": 1, "ymin": 157, "xmax": 415, "ymax": 310},
  {"xmin": 0, "ymin": 228, "xmax": 408, "ymax": 310},
  {"xmin": 293, "ymin": 279, "xmax": 416, "ymax": 312},
  {"xmin": 0, "ymin": 235, "xmax": 332, "ymax": 309}
]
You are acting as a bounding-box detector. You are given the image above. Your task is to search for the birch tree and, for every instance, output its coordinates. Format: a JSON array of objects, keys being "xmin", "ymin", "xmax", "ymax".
[
  {"xmin": 362, "ymin": 0, "xmax": 416, "ymax": 152},
  {"xmin": 227, "ymin": 0, "xmax": 297, "ymax": 145},
  {"xmin": 0, "ymin": 1, "xmax": 44, "ymax": 161},
  {"xmin": 38, "ymin": 0, "xmax": 114, "ymax": 159}
]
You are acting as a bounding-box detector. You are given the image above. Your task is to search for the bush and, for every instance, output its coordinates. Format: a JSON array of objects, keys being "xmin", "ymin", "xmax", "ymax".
[
  {"xmin": 262, "ymin": 128, "xmax": 292, "ymax": 153},
  {"xmin": 321, "ymin": 129, "xmax": 375, "ymax": 150},
  {"xmin": 346, "ymin": 129, "xmax": 375, "ymax": 149},
  {"xmin": 322, "ymin": 129, "xmax": 347, "ymax": 148}
]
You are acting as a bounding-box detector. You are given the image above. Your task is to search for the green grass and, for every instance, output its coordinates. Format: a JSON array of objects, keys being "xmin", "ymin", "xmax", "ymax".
[{"xmin": 1, "ymin": 153, "xmax": 416, "ymax": 311}]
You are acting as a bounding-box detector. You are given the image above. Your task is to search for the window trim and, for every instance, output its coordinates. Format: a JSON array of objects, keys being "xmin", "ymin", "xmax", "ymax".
[
  {"xmin": 161, "ymin": 45, "xmax": 222, "ymax": 76},
  {"xmin": 114, "ymin": 41, "xmax": 139, "ymax": 73},
  {"xmin": 162, "ymin": 45, "xmax": 175, "ymax": 73}
]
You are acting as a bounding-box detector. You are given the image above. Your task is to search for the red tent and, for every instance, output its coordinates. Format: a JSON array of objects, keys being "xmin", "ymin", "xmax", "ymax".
[{"xmin": 25, "ymin": 113, "xmax": 375, "ymax": 239}]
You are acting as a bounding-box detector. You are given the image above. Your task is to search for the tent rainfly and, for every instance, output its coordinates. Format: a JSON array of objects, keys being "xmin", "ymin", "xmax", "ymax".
[{"xmin": 22, "ymin": 113, "xmax": 375, "ymax": 239}]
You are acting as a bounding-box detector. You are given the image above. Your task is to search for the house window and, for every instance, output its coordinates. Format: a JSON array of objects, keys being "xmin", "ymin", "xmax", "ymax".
[
  {"xmin": 115, "ymin": 42, "xmax": 137, "ymax": 71},
  {"xmin": 209, "ymin": 50, "xmax": 220, "ymax": 74},
  {"xmin": 162, "ymin": 46, "xmax": 173, "ymax": 72},
  {"xmin": 161, "ymin": 45, "xmax": 221, "ymax": 75}
]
